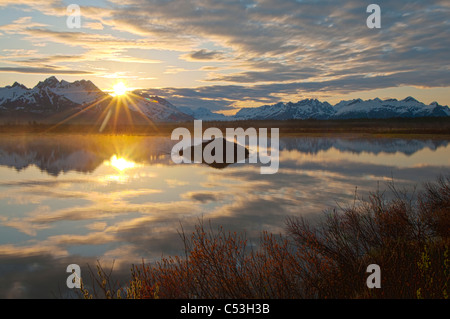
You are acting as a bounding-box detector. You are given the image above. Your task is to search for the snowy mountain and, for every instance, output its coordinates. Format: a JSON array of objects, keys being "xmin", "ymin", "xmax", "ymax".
[
  {"xmin": 0, "ymin": 82, "xmax": 29, "ymax": 105},
  {"xmin": 234, "ymin": 99, "xmax": 335, "ymax": 120},
  {"xmin": 1, "ymin": 77, "xmax": 449, "ymax": 123},
  {"xmin": 123, "ymin": 91, "xmax": 194, "ymax": 122},
  {"xmin": 0, "ymin": 76, "xmax": 106, "ymax": 114},
  {"xmin": 231, "ymin": 97, "xmax": 450, "ymax": 121},
  {"xmin": 0, "ymin": 77, "xmax": 193, "ymax": 123},
  {"xmin": 333, "ymin": 97, "xmax": 450, "ymax": 119}
]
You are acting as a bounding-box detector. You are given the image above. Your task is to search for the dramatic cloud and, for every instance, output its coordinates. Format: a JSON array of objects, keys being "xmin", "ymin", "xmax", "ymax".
[{"xmin": 0, "ymin": 0, "xmax": 449, "ymax": 109}]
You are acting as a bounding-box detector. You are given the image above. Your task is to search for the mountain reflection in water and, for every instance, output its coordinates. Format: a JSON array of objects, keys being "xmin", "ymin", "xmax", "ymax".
[
  {"xmin": 0, "ymin": 134, "xmax": 449, "ymax": 298},
  {"xmin": 0, "ymin": 135, "xmax": 447, "ymax": 175}
]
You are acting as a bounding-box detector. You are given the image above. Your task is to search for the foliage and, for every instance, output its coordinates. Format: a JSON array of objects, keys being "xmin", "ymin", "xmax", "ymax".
[{"xmin": 81, "ymin": 176, "xmax": 450, "ymax": 299}]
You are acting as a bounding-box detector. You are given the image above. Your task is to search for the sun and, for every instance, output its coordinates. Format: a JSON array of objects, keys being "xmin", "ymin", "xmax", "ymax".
[
  {"xmin": 112, "ymin": 82, "xmax": 128, "ymax": 96},
  {"xmin": 106, "ymin": 155, "xmax": 137, "ymax": 171}
]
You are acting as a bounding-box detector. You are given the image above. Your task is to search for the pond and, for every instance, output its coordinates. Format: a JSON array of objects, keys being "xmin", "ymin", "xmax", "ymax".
[{"xmin": 0, "ymin": 134, "xmax": 448, "ymax": 298}]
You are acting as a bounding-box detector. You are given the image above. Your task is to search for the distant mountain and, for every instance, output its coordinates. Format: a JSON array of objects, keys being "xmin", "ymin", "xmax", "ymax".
[
  {"xmin": 123, "ymin": 90, "xmax": 193, "ymax": 122},
  {"xmin": 333, "ymin": 97, "xmax": 450, "ymax": 119},
  {"xmin": 232, "ymin": 97, "xmax": 450, "ymax": 121},
  {"xmin": 0, "ymin": 77, "xmax": 193, "ymax": 124},
  {"xmin": 234, "ymin": 99, "xmax": 335, "ymax": 120},
  {"xmin": 1, "ymin": 77, "xmax": 449, "ymax": 124}
]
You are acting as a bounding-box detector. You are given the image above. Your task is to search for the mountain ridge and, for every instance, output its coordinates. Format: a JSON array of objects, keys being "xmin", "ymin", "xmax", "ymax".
[
  {"xmin": 0, "ymin": 77, "xmax": 193, "ymax": 124},
  {"xmin": 0, "ymin": 136, "xmax": 446, "ymax": 175},
  {"xmin": 233, "ymin": 96, "xmax": 450, "ymax": 121},
  {"xmin": 1, "ymin": 77, "xmax": 449, "ymax": 123}
]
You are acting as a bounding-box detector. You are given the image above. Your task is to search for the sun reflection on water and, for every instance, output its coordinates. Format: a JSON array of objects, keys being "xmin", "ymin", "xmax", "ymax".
[{"xmin": 104, "ymin": 155, "xmax": 139, "ymax": 172}]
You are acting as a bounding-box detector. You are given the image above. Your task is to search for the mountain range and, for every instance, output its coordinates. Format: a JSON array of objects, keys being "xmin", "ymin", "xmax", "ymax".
[
  {"xmin": 0, "ymin": 77, "xmax": 449, "ymax": 124},
  {"xmin": 233, "ymin": 97, "xmax": 450, "ymax": 120},
  {"xmin": 0, "ymin": 76, "xmax": 193, "ymax": 124}
]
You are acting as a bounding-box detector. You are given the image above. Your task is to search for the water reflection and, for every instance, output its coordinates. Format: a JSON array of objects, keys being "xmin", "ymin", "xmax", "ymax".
[
  {"xmin": 104, "ymin": 155, "xmax": 140, "ymax": 172},
  {"xmin": 0, "ymin": 135, "xmax": 447, "ymax": 175},
  {"xmin": 0, "ymin": 134, "xmax": 449, "ymax": 298}
]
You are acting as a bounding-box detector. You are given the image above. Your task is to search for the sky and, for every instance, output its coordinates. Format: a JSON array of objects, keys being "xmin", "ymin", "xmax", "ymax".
[{"xmin": 0, "ymin": 0, "xmax": 449, "ymax": 114}]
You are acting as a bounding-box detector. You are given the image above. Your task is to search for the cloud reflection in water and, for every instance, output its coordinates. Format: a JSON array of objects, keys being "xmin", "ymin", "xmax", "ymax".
[{"xmin": 0, "ymin": 135, "xmax": 449, "ymax": 297}]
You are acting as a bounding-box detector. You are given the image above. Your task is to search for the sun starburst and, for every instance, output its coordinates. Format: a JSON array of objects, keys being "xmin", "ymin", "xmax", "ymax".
[{"xmin": 112, "ymin": 82, "xmax": 128, "ymax": 96}]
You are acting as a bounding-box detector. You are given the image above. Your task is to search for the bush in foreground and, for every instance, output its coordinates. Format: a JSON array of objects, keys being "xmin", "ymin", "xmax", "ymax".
[{"xmin": 81, "ymin": 176, "xmax": 449, "ymax": 299}]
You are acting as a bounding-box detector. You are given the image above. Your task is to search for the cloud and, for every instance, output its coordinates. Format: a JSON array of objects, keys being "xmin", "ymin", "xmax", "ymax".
[
  {"xmin": 1, "ymin": 49, "xmax": 39, "ymax": 57},
  {"xmin": 46, "ymin": 232, "xmax": 116, "ymax": 246},
  {"xmin": 83, "ymin": 22, "xmax": 104, "ymax": 30},
  {"xmin": 182, "ymin": 49, "xmax": 225, "ymax": 61},
  {"xmin": 1, "ymin": 0, "xmax": 449, "ymax": 109},
  {"xmin": 86, "ymin": 221, "xmax": 108, "ymax": 231},
  {"xmin": 163, "ymin": 67, "xmax": 190, "ymax": 75},
  {"xmin": 0, "ymin": 133, "xmax": 448, "ymax": 298},
  {"xmin": 143, "ymin": 68, "xmax": 450, "ymax": 111},
  {"xmin": 0, "ymin": 243, "xmax": 68, "ymax": 258},
  {"xmin": 0, "ymin": 16, "xmax": 48, "ymax": 32},
  {"xmin": 205, "ymin": 62, "xmax": 319, "ymax": 83},
  {"xmin": 181, "ymin": 191, "xmax": 225, "ymax": 203},
  {"xmin": 0, "ymin": 67, "xmax": 93, "ymax": 75},
  {"xmin": 165, "ymin": 179, "xmax": 189, "ymax": 187},
  {"xmin": 103, "ymin": 0, "xmax": 449, "ymax": 106}
]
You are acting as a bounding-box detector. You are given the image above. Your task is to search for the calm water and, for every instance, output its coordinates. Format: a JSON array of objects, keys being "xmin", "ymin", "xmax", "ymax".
[{"xmin": 0, "ymin": 134, "xmax": 449, "ymax": 298}]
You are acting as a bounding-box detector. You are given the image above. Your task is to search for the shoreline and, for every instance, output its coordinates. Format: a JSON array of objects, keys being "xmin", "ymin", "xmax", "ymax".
[{"xmin": 0, "ymin": 118, "xmax": 449, "ymax": 139}]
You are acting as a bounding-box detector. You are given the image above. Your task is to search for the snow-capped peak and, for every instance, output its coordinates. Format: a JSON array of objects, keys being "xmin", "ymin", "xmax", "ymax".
[
  {"xmin": 231, "ymin": 97, "xmax": 449, "ymax": 121},
  {"xmin": 333, "ymin": 97, "xmax": 449, "ymax": 119},
  {"xmin": 0, "ymin": 81, "xmax": 30, "ymax": 105},
  {"xmin": 234, "ymin": 98, "xmax": 334, "ymax": 120},
  {"xmin": 11, "ymin": 81, "xmax": 28, "ymax": 89},
  {"xmin": 402, "ymin": 96, "xmax": 419, "ymax": 103},
  {"xmin": 31, "ymin": 77, "xmax": 105, "ymax": 105},
  {"xmin": 1, "ymin": 76, "xmax": 449, "ymax": 122},
  {"xmin": 0, "ymin": 77, "xmax": 194, "ymax": 123},
  {"xmin": 0, "ymin": 77, "xmax": 107, "ymax": 113},
  {"xmin": 35, "ymin": 76, "xmax": 60, "ymax": 89}
]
